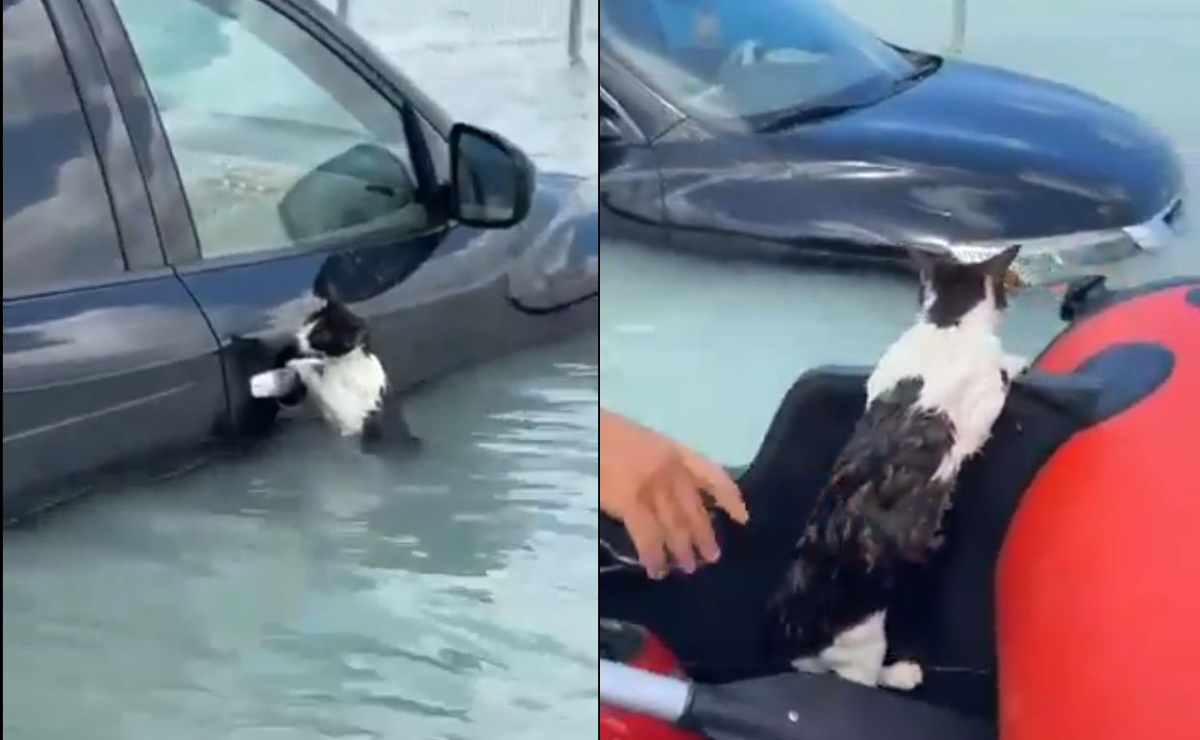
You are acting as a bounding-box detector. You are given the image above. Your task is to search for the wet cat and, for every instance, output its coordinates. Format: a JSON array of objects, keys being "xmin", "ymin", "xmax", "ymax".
[
  {"xmin": 275, "ymin": 300, "xmax": 417, "ymax": 449},
  {"xmin": 766, "ymin": 245, "xmax": 1026, "ymax": 690}
]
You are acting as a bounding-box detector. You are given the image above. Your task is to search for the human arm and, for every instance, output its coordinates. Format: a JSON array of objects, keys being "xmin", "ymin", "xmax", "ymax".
[{"xmin": 599, "ymin": 409, "xmax": 748, "ymax": 578}]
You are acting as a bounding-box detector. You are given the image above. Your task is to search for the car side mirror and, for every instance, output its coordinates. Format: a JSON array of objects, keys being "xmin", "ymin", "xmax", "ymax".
[
  {"xmin": 600, "ymin": 115, "xmax": 624, "ymax": 145},
  {"xmin": 449, "ymin": 123, "xmax": 535, "ymax": 229}
]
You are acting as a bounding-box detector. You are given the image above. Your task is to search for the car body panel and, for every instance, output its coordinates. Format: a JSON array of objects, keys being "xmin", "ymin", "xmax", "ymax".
[
  {"xmin": 2, "ymin": 0, "xmax": 226, "ymax": 520},
  {"xmin": 3, "ymin": 278, "xmax": 227, "ymax": 520},
  {"xmin": 598, "ymin": 85, "xmax": 669, "ymax": 250},
  {"xmin": 506, "ymin": 172, "xmax": 601, "ymax": 313},
  {"xmin": 598, "ymin": 51, "xmax": 684, "ymax": 143},
  {"xmin": 599, "ymin": 42, "xmax": 1185, "ymax": 267},
  {"xmin": 174, "ymin": 220, "xmax": 598, "ymax": 437},
  {"xmin": 129, "ymin": 0, "xmax": 598, "ymax": 434}
]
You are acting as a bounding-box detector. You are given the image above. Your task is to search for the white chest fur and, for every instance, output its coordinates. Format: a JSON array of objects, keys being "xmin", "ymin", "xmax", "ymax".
[
  {"xmin": 288, "ymin": 348, "xmax": 388, "ymax": 436},
  {"xmin": 865, "ymin": 302, "xmax": 1018, "ymax": 482}
]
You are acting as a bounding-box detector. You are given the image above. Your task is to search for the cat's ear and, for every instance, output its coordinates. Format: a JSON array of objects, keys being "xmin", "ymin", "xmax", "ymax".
[
  {"xmin": 905, "ymin": 246, "xmax": 938, "ymax": 278},
  {"xmin": 980, "ymin": 244, "xmax": 1022, "ymax": 278}
]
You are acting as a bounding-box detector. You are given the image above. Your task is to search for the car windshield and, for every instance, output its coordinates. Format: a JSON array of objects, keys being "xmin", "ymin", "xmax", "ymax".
[{"xmin": 600, "ymin": 0, "xmax": 922, "ymax": 128}]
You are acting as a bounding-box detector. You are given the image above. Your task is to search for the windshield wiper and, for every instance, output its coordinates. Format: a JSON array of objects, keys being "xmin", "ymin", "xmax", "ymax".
[
  {"xmin": 753, "ymin": 55, "xmax": 944, "ymax": 134},
  {"xmin": 754, "ymin": 101, "xmax": 871, "ymax": 134}
]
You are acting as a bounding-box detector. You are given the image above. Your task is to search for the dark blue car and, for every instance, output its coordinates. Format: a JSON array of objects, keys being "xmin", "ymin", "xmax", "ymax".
[
  {"xmin": 598, "ymin": 0, "xmax": 1186, "ymax": 285},
  {"xmin": 2, "ymin": 0, "xmax": 597, "ymax": 522}
]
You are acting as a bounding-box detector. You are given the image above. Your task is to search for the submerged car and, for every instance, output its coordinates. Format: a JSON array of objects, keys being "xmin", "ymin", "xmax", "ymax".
[
  {"xmin": 2, "ymin": 0, "xmax": 597, "ymax": 522},
  {"xmin": 598, "ymin": 0, "xmax": 1186, "ymax": 285}
]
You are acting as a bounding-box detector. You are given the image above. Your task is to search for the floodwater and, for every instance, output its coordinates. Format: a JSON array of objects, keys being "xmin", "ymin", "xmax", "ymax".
[
  {"xmin": 2, "ymin": 2, "xmax": 599, "ymax": 740},
  {"xmin": 600, "ymin": 0, "xmax": 1199, "ymax": 463}
]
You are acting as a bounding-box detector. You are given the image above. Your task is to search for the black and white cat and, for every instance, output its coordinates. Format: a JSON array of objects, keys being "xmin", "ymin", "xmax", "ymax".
[
  {"xmin": 767, "ymin": 245, "xmax": 1026, "ymax": 691},
  {"xmin": 253, "ymin": 300, "xmax": 416, "ymax": 447}
]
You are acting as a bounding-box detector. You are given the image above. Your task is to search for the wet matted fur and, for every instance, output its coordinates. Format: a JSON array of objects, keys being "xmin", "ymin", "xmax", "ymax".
[
  {"xmin": 767, "ymin": 245, "xmax": 1026, "ymax": 690},
  {"xmin": 286, "ymin": 300, "xmax": 416, "ymax": 448}
]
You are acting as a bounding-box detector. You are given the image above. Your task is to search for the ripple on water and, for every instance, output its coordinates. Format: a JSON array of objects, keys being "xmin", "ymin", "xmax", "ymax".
[{"xmin": 3, "ymin": 336, "xmax": 598, "ymax": 740}]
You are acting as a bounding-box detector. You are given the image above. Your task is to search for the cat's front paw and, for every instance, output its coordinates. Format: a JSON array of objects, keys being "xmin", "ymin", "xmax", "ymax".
[
  {"xmin": 831, "ymin": 664, "xmax": 881, "ymax": 687},
  {"xmin": 791, "ymin": 656, "xmax": 828, "ymax": 675},
  {"xmin": 878, "ymin": 661, "xmax": 924, "ymax": 691},
  {"xmin": 286, "ymin": 357, "xmax": 325, "ymax": 381}
]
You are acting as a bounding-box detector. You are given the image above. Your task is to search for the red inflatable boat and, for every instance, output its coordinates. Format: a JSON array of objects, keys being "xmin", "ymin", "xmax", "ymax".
[{"xmin": 600, "ymin": 277, "xmax": 1200, "ymax": 740}]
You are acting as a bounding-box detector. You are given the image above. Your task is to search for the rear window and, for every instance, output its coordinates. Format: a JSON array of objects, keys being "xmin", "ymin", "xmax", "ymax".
[{"xmin": 3, "ymin": 0, "xmax": 125, "ymax": 298}]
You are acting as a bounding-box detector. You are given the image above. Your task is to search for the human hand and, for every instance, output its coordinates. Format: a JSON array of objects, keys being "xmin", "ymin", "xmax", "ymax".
[{"xmin": 600, "ymin": 410, "xmax": 748, "ymax": 579}]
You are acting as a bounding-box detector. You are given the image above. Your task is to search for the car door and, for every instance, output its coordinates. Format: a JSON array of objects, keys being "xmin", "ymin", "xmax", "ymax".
[
  {"xmin": 2, "ymin": 0, "xmax": 225, "ymax": 520},
  {"xmin": 97, "ymin": 0, "xmax": 530, "ymax": 435}
]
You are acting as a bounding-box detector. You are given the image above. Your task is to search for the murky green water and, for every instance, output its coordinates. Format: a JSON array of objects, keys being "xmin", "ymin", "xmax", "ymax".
[{"xmin": 2, "ymin": 2, "xmax": 599, "ymax": 739}]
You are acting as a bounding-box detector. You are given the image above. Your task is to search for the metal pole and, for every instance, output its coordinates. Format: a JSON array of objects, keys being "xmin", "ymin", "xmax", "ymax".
[
  {"xmin": 567, "ymin": 0, "xmax": 585, "ymax": 65},
  {"xmin": 336, "ymin": 0, "xmax": 350, "ymax": 23},
  {"xmin": 949, "ymin": 0, "xmax": 967, "ymax": 54}
]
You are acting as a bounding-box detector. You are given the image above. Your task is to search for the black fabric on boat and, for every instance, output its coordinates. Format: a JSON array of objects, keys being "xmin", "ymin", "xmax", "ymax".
[
  {"xmin": 1072, "ymin": 342, "xmax": 1173, "ymax": 422},
  {"xmin": 682, "ymin": 670, "xmax": 995, "ymax": 740},
  {"xmin": 600, "ymin": 364, "xmax": 1100, "ymax": 724},
  {"xmin": 600, "ymin": 619, "xmax": 655, "ymax": 664}
]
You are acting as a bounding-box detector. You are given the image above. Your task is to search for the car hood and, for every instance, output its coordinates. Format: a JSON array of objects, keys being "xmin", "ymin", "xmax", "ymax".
[{"xmin": 761, "ymin": 59, "xmax": 1184, "ymax": 243}]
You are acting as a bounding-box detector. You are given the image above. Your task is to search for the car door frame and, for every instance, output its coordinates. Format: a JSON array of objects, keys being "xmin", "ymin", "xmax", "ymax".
[
  {"xmin": 76, "ymin": 0, "xmax": 597, "ymax": 441},
  {"xmin": 598, "ymin": 50, "xmax": 686, "ymax": 144},
  {"xmin": 4, "ymin": 0, "xmax": 228, "ymax": 516},
  {"xmin": 597, "ymin": 52, "xmax": 686, "ymax": 250},
  {"xmin": 76, "ymin": 0, "xmax": 472, "ymax": 431},
  {"xmin": 23, "ymin": 0, "xmax": 172, "ymax": 287},
  {"xmin": 77, "ymin": 0, "xmax": 457, "ymax": 274}
]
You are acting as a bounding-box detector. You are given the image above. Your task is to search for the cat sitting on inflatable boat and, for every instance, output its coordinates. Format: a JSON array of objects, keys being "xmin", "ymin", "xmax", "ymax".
[{"xmin": 766, "ymin": 245, "xmax": 1027, "ymax": 690}]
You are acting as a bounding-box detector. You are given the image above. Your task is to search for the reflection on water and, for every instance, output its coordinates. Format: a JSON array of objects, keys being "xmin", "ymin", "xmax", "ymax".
[{"xmin": 3, "ymin": 335, "xmax": 598, "ymax": 739}]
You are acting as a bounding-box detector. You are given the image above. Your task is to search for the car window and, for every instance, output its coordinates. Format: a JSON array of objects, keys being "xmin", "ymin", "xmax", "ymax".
[
  {"xmin": 600, "ymin": 0, "xmax": 916, "ymax": 126},
  {"xmin": 112, "ymin": 0, "xmax": 435, "ymax": 260},
  {"xmin": 415, "ymin": 113, "xmax": 450, "ymax": 183},
  {"xmin": 3, "ymin": 0, "xmax": 127, "ymax": 298}
]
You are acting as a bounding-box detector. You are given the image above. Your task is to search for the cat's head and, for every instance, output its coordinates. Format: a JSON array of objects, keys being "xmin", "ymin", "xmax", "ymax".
[
  {"xmin": 906, "ymin": 245, "xmax": 1022, "ymax": 328},
  {"xmin": 295, "ymin": 300, "xmax": 368, "ymax": 358}
]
